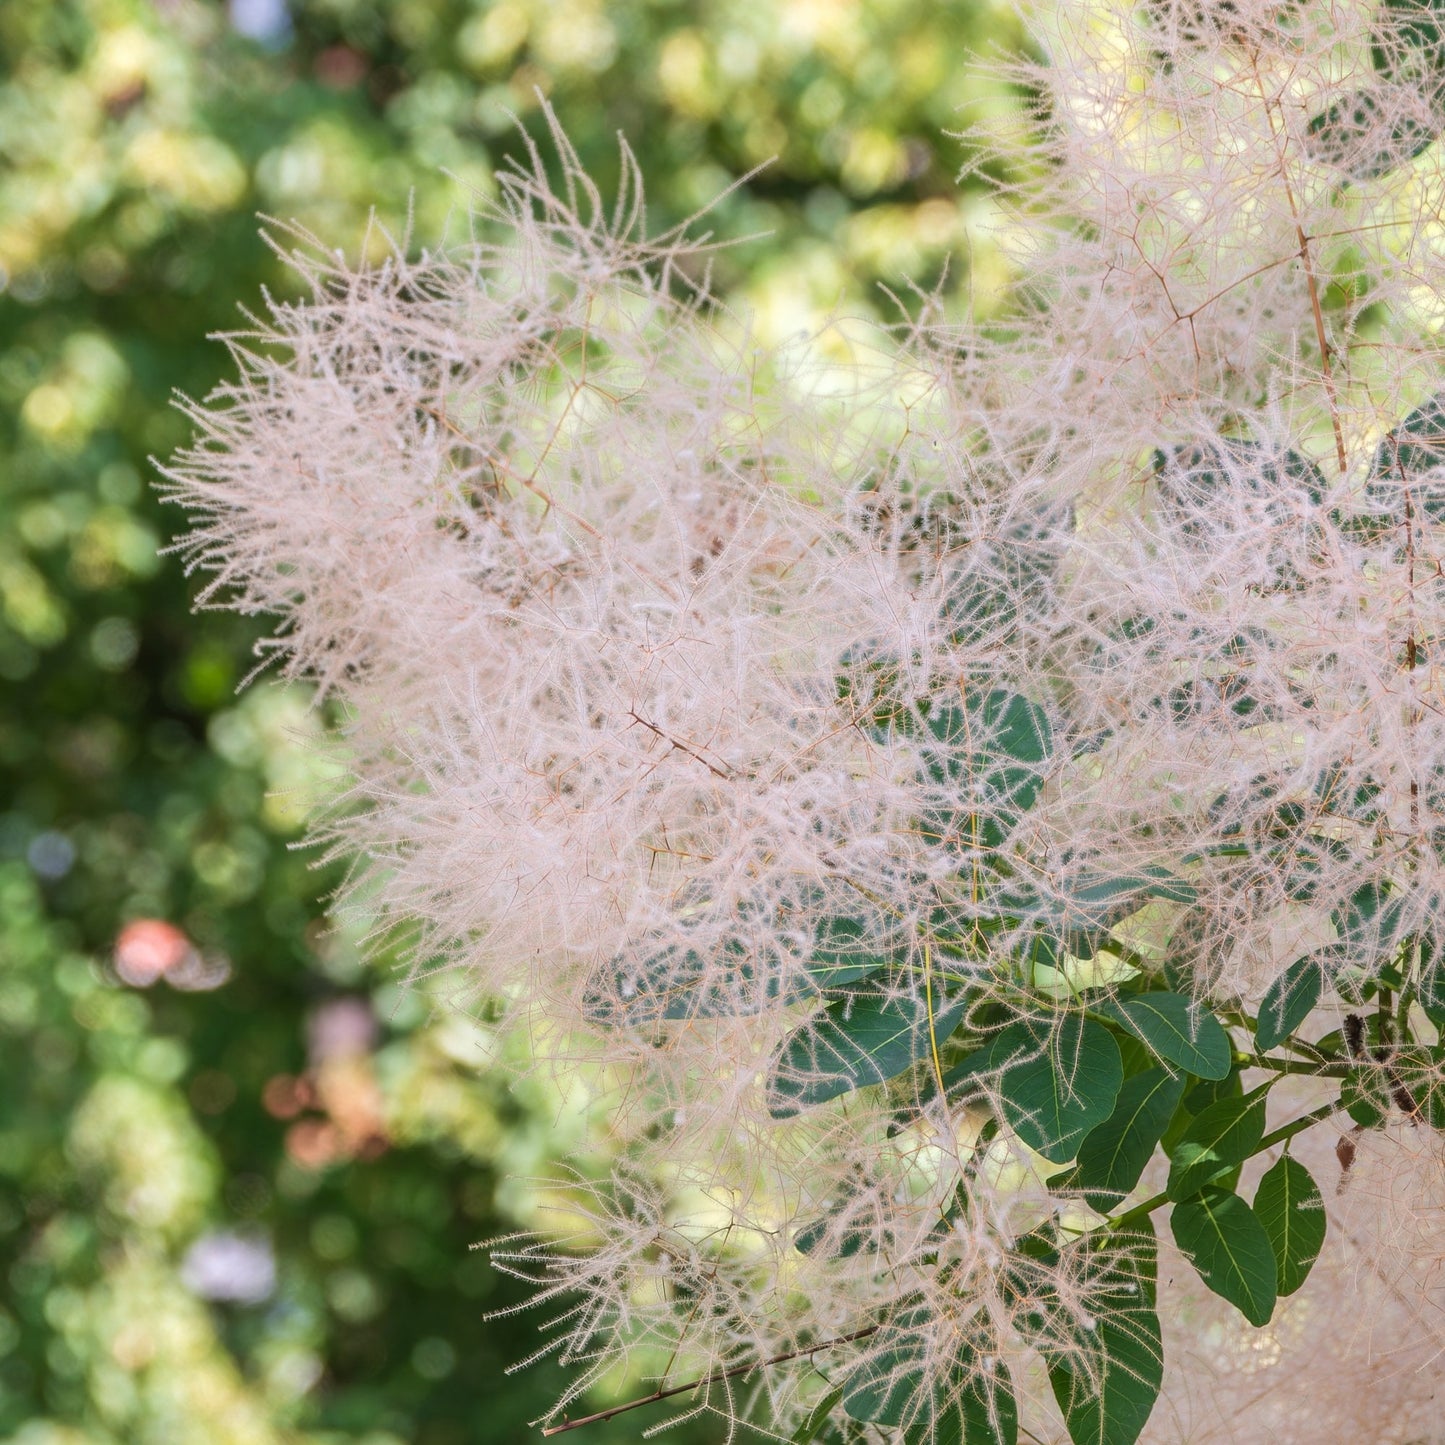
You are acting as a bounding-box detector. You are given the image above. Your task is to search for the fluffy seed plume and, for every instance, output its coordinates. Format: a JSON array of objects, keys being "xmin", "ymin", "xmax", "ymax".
[{"xmin": 164, "ymin": 2, "xmax": 1445, "ymax": 1436}]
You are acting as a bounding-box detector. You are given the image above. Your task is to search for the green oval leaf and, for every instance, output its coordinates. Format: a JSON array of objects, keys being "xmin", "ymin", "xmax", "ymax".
[
  {"xmin": 1253, "ymin": 1155, "xmax": 1327, "ymax": 1297},
  {"xmin": 943, "ymin": 502, "xmax": 1073, "ymax": 647},
  {"xmin": 1307, "ymin": 90, "xmax": 1439, "ymax": 181},
  {"xmin": 1029, "ymin": 1224, "xmax": 1164, "ymax": 1445},
  {"xmin": 1372, "ymin": 0, "xmax": 1445, "ymax": 88},
  {"xmin": 767, "ymin": 975, "xmax": 969, "ymax": 1119},
  {"xmin": 792, "ymin": 1179, "xmax": 876, "ymax": 1260},
  {"xmin": 941, "ymin": 1045, "xmax": 996, "ymax": 1104},
  {"xmin": 1185, "ymin": 1070, "xmax": 1244, "ymax": 1116},
  {"xmin": 586, "ymin": 889, "xmax": 906, "ymax": 1023},
  {"xmin": 1166, "ymin": 1090, "xmax": 1267, "ymax": 1201},
  {"xmin": 1060, "ymin": 870, "xmax": 1197, "ymax": 910},
  {"xmin": 806, "ymin": 910, "xmax": 905, "ymax": 989},
  {"xmin": 1098, "ymin": 993, "xmax": 1231, "ymax": 1080},
  {"xmin": 1170, "ymin": 1187, "xmax": 1278, "ymax": 1327},
  {"xmin": 1071, "ymin": 1067, "xmax": 1187, "ymax": 1212},
  {"xmin": 991, "ymin": 1014, "xmax": 1123, "ymax": 1164},
  {"xmin": 1331, "ymin": 881, "xmax": 1406, "ymax": 959},
  {"xmin": 1417, "ymin": 930, "xmax": 1445, "ymax": 1026},
  {"xmin": 918, "ymin": 689, "xmax": 1053, "ymax": 851},
  {"xmin": 843, "ymin": 1300, "xmax": 1018, "ymax": 1445},
  {"xmin": 1255, "ymin": 951, "xmax": 1329, "ymax": 1052},
  {"xmin": 1152, "ymin": 442, "xmax": 1324, "ymax": 593},
  {"xmin": 1375, "ymin": 393, "xmax": 1445, "ymax": 498},
  {"xmin": 1401, "ymin": 1045, "xmax": 1445, "ymax": 1126}
]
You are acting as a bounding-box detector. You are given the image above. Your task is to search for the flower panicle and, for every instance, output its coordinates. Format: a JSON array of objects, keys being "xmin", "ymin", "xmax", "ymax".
[{"xmin": 165, "ymin": 8, "xmax": 1445, "ymax": 1437}]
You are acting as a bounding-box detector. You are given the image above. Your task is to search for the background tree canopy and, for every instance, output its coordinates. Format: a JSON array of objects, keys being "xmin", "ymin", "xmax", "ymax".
[{"xmin": 0, "ymin": 2, "xmax": 1019, "ymax": 1440}]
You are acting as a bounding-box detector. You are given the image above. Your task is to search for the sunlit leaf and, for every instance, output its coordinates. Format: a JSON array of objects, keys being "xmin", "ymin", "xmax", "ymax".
[
  {"xmin": 1166, "ymin": 1091, "xmax": 1267, "ymax": 1200},
  {"xmin": 790, "ymin": 1386, "xmax": 845, "ymax": 1443}
]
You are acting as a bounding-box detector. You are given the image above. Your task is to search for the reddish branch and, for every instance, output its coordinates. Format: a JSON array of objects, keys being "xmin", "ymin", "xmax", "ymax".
[{"xmin": 539, "ymin": 1325, "xmax": 879, "ymax": 1436}]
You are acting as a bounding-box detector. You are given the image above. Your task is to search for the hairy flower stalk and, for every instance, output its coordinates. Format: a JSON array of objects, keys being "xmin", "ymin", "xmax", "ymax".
[{"xmin": 164, "ymin": 2, "xmax": 1445, "ymax": 1440}]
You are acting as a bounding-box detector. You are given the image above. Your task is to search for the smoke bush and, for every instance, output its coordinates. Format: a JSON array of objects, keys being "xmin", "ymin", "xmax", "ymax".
[{"xmin": 164, "ymin": 4, "xmax": 1445, "ymax": 1442}]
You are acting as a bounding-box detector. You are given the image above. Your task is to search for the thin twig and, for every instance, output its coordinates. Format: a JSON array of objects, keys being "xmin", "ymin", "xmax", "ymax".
[
  {"xmin": 626, "ymin": 709, "xmax": 734, "ymax": 779},
  {"xmin": 1106, "ymin": 1097, "xmax": 1349, "ymax": 1233},
  {"xmin": 538, "ymin": 1325, "xmax": 880, "ymax": 1436},
  {"xmin": 1251, "ymin": 53, "xmax": 1349, "ymax": 476}
]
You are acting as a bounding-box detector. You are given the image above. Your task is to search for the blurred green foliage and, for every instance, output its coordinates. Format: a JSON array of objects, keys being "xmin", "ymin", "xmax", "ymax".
[{"xmin": 0, "ymin": 1, "xmax": 1018, "ymax": 1439}]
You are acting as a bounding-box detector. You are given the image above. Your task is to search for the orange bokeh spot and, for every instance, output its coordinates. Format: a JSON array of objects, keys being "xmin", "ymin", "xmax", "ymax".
[
  {"xmin": 114, "ymin": 918, "xmax": 193, "ymax": 987},
  {"xmin": 262, "ymin": 1073, "xmax": 315, "ymax": 1119}
]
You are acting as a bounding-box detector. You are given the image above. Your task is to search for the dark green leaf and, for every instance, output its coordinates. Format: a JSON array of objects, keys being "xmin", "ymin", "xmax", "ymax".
[
  {"xmin": 1034, "ymin": 1224, "xmax": 1163, "ymax": 1445},
  {"xmin": 942, "ymin": 502, "xmax": 1073, "ymax": 645},
  {"xmin": 1069, "ymin": 867, "xmax": 1190, "ymax": 901},
  {"xmin": 1342, "ymin": 1063, "xmax": 1391, "ymax": 1127},
  {"xmin": 1060, "ymin": 870, "xmax": 1197, "ymax": 909},
  {"xmin": 1098, "ymin": 993, "xmax": 1232, "ymax": 1080},
  {"xmin": 792, "ymin": 1215, "xmax": 862, "ymax": 1259},
  {"xmin": 843, "ymin": 1300, "xmax": 1017, "ymax": 1445},
  {"xmin": 1113, "ymin": 1030, "xmax": 1157, "ymax": 1079},
  {"xmin": 942, "ymin": 1046, "xmax": 996, "ymax": 1103},
  {"xmin": 582, "ymin": 938, "xmax": 785, "ymax": 1023},
  {"xmin": 1279, "ymin": 835, "xmax": 1354, "ymax": 902},
  {"xmin": 1153, "ymin": 441, "xmax": 1323, "ymax": 591},
  {"xmin": 1166, "ymin": 1091, "xmax": 1267, "ymax": 1200},
  {"xmin": 1181, "ymin": 1067, "xmax": 1242, "ymax": 1118},
  {"xmin": 991, "ymin": 1014, "xmax": 1123, "ymax": 1163},
  {"xmin": 918, "ymin": 690, "xmax": 1052, "ymax": 852},
  {"xmin": 1170, "ymin": 1187, "xmax": 1278, "ymax": 1326},
  {"xmin": 1255, "ymin": 951, "xmax": 1328, "ymax": 1051},
  {"xmin": 927, "ymin": 687, "xmax": 1052, "ymax": 766},
  {"xmin": 1374, "ymin": 393, "xmax": 1445, "ymax": 501},
  {"xmin": 1071, "ymin": 1068, "xmax": 1187, "ymax": 1212},
  {"xmin": 1254, "ymin": 1155, "xmax": 1326, "ymax": 1297},
  {"xmin": 1155, "ymin": 440, "xmax": 1325, "ymax": 513},
  {"xmin": 793, "ymin": 1188, "xmax": 877, "ymax": 1260},
  {"xmin": 807, "ymin": 910, "xmax": 906, "ymax": 990},
  {"xmin": 585, "ymin": 889, "xmax": 907, "ymax": 1023},
  {"xmin": 1332, "ymin": 881, "xmax": 1405, "ymax": 958},
  {"xmin": 767, "ymin": 976, "xmax": 969, "ymax": 1119},
  {"xmin": 836, "ymin": 640, "xmax": 909, "ymax": 731},
  {"xmin": 1312, "ymin": 767, "xmax": 1385, "ymax": 822},
  {"xmin": 1333, "ymin": 968, "xmax": 1379, "ymax": 1006},
  {"xmin": 1417, "ymin": 932, "xmax": 1445, "ymax": 1027},
  {"xmin": 1372, "ymin": 0, "xmax": 1445, "ymax": 88},
  {"xmin": 1307, "ymin": 90, "xmax": 1439, "ymax": 181},
  {"xmin": 1402, "ymin": 1046, "xmax": 1445, "ymax": 1127}
]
